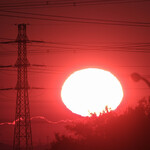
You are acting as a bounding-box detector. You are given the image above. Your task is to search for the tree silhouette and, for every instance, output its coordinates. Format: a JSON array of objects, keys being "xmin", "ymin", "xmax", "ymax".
[{"xmin": 50, "ymin": 98, "xmax": 150, "ymax": 150}]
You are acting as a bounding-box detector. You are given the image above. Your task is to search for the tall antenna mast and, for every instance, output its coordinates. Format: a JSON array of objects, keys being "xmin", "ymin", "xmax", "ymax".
[{"xmin": 13, "ymin": 24, "xmax": 33, "ymax": 150}]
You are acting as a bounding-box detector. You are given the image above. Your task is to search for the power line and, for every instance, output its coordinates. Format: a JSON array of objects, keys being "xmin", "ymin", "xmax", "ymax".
[
  {"xmin": 27, "ymin": 42, "xmax": 150, "ymax": 53},
  {"xmin": 0, "ymin": 35, "xmax": 150, "ymax": 54},
  {"xmin": 0, "ymin": 88, "xmax": 14, "ymax": 90},
  {"xmin": 0, "ymin": 37, "xmax": 14, "ymax": 40},
  {"xmin": 1, "ymin": 45, "xmax": 150, "ymax": 54},
  {"xmin": 0, "ymin": 0, "xmax": 149, "ymax": 10},
  {"xmin": 1, "ymin": 35, "xmax": 150, "ymax": 47},
  {"xmin": 0, "ymin": 11, "xmax": 150, "ymax": 27},
  {"xmin": 1, "ymin": 10, "xmax": 150, "ymax": 26},
  {"xmin": 0, "ymin": 65, "xmax": 13, "ymax": 68},
  {"xmin": 0, "ymin": 68, "xmax": 64, "ymax": 74}
]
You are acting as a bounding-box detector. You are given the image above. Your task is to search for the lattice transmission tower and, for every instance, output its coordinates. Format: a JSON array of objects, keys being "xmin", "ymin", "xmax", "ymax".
[{"xmin": 13, "ymin": 24, "xmax": 33, "ymax": 150}]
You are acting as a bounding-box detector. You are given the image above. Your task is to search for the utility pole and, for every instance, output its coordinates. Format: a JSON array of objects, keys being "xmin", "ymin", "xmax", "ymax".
[{"xmin": 13, "ymin": 24, "xmax": 33, "ymax": 150}]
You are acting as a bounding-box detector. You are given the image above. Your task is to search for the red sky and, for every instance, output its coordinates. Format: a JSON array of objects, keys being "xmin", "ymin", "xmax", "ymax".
[{"xmin": 0, "ymin": 0, "xmax": 150, "ymax": 146}]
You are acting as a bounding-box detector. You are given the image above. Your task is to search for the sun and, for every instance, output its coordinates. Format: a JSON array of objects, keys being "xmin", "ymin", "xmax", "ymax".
[{"xmin": 61, "ymin": 68, "xmax": 123, "ymax": 117}]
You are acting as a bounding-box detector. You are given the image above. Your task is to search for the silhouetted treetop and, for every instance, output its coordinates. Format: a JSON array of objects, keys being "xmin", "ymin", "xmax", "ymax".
[{"xmin": 50, "ymin": 98, "xmax": 150, "ymax": 150}]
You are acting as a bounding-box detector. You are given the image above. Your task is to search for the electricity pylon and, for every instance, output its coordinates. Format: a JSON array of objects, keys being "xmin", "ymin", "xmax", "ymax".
[{"xmin": 13, "ymin": 24, "xmax": 33, "ymax": 150}]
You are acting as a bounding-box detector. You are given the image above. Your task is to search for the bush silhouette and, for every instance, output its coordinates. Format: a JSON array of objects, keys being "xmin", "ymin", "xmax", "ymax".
[{"xmin": 50, "ymin": 98, "xmax": 150, "ymax": 150}]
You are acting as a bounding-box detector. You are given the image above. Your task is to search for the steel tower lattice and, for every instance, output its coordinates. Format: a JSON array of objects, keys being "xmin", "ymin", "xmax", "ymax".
[{"xmin": 13, "ymin": 24, "xmax": 33, "ymax": 150}]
